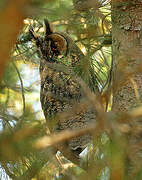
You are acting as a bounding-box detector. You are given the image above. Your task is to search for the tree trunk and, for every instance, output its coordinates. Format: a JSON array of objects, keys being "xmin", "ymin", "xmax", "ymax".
[
  {"xmin": 112, "ymin": 1, "xmax": 142, "ymax": 111},
  {"xmin": 111, "ymin": 0, "xmax": 142, "ymax": 178}
]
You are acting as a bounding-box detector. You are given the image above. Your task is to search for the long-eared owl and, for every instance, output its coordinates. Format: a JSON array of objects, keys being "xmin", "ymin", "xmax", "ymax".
[{"xmin": 30, "ymin": 19, "xmax": 98, "ymax": 164}]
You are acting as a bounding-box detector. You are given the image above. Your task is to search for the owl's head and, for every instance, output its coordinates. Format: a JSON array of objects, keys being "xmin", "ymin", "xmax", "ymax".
[
  {"xmin": 44, "ymin": 19, "xmax": 68, "ymax": 58},
  {"xmin": 29, "ymin": 19, "xmax": 68, "ymax": 61}
]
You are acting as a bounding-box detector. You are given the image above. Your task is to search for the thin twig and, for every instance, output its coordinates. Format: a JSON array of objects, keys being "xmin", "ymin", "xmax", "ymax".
[
  {"xmin": 12, "ymin": 61, "xmax": 26, "ymax": 117},
  {"xmin": 35, "ymin": 123, "xmax": 98, "ymax": 149}
]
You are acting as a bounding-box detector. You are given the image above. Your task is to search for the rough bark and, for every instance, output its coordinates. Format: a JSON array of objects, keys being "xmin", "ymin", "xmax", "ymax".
[
  {"xmin": 112, "ymin": 1, "xmax": 142, "ymax": 112},
  {"xmin": 111, "ymin": 0, "xmax": 142, "ymax": 177}
]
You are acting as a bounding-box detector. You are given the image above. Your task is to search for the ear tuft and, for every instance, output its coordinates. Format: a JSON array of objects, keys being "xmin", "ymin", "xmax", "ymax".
[
  {"xmin": 29, "ymin": 28, "xmax": 38, "ymax": 40},
  {"xmin": 44, "ymin": 19, "xmax": 53, "ymax": 37}
]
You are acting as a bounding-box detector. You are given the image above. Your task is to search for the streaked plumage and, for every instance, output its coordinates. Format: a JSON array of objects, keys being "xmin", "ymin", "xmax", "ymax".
[{"xmin": 30, "ymin": 19, "xmax": 98, "ymax": 164}]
